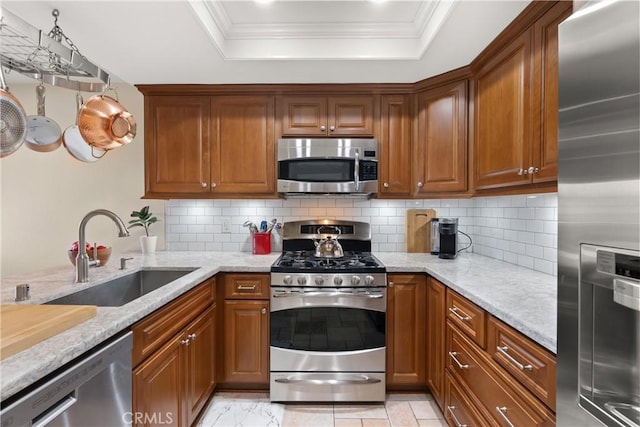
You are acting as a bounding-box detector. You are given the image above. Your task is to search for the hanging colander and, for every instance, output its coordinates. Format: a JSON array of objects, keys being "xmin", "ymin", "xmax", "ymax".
[{"xmin": 0, "ymin": 67, "xmax": 28, "ymax": 158}]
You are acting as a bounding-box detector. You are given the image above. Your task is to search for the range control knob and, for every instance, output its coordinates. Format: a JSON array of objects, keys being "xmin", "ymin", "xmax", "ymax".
[
  {"xmin": 333, "ymin": 276, "xmax": 343, "ymax": 285},
  {"xmin": 351, "ymin": 275, "xmax": 361, "ymax": 286},
  {"xmin": 364, "ymin": 275, "xmax": 375, "ymax": 286},
  {"xmin": 315, "ymin": 276, "xmax": 325, "ymax": 285},
  {"xmin": 297, "ymin": 276, "xmax": 307, "ymax": 285},
  {"xmin": 283, "ymin": 275, "xmax": 293, "ymax": 285}
]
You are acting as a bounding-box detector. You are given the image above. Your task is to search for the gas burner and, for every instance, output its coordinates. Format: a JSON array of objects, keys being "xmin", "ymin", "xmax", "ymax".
[{"xmin": 272, "ymin": 250, "xmax": 385, "ymax": 273}]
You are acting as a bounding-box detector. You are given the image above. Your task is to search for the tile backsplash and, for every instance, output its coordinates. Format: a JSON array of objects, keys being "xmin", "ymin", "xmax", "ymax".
[{"xmin": 165, "ymin": 193, "xmax": 557, "ymax": 276}]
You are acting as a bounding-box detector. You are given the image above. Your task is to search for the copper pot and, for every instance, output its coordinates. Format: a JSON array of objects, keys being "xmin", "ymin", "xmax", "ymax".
[{"xmin": 78, "ymin": 95, "xmax": 136, "ymax": 150}]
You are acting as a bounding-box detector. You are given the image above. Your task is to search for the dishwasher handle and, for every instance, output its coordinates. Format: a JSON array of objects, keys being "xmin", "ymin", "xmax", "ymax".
[{"xmin": 32, "ymin": 393, "xmax": 78, "ymax": 427}]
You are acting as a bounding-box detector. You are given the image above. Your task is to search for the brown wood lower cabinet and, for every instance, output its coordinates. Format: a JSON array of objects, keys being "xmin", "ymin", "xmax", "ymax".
[
  {"xmin": 444, "ymin": 370, "xmax": 488, "ymax": 427},
  {"xmin": 386, "ymin": 274, "xmax": 427, "ymax": 388},
  {"xmin": 219, "ymin": 273, "xmax": 270, "ymax": 388},
  {"xmin": 446, "ymin": 320, "xmax": 555, "ymax": 427},
  {"xmin": 132, "ymin": 279, "xmax": 216, "ymax": 427},
  {"xmin": 426, "ymin": 277, "xmax": 446, "ymax": 409},
  {"xmin": 221, "ymin": 300, "xmax": 269, "ymax": 386},
  {"xmin": 133, "ymin": 304, "xmax": 216, "ymax": 427}
]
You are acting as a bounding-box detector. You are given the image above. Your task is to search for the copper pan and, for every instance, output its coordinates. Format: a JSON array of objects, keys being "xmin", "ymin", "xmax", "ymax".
[{"xmin": 78, "ymin": 93, "xmax": 136, "ymax": 150}]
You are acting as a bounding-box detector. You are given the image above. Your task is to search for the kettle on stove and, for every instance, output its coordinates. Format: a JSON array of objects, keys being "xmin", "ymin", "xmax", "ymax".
[{"xmin": 312, "ymin": 226, "xmax": 344, "ymax": 258}]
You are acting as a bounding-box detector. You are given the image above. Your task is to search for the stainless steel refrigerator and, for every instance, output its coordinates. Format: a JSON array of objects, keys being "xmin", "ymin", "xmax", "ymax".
[{"xmin": 557, "ymin": 1, "xmax": 640, "ymax": 426}]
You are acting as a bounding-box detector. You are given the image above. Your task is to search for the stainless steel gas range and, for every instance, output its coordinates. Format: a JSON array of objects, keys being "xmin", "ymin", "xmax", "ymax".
[{"xmin": 269, "ymin": 220, "xmax": 386, "ymax": 402}]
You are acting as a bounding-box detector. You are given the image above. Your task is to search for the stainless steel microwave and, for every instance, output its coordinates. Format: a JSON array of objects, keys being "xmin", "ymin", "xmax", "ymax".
[{"xmin": 277, "ymin": 138, "xmax": 378, "ymax": 196}]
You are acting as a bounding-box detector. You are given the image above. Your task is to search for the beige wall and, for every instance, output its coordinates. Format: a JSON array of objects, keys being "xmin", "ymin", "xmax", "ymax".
[{"xmin": 0, "ymin": 83, "xmax": 164, "ymax": 277}]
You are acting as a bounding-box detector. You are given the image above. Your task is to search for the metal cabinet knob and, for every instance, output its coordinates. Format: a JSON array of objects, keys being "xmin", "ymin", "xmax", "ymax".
[
  {"xmin": 181, "ymin": 338, "xmax": 190, "ymax": 346},
  {"xmin": 320, "ymin": 125, "xmax": 326, "ymax": 131},
  {"xmin": 383, "ymin": 182, "xmax": 389, "ymax": 188},
  {"xmin": 517, "ymin": 168, "xmax": 527, "ymax": 175},
  {"xmin": 528, "ymin": 166, "xmax": 539, "ymax": 174},
  {"xmin": 211, "ymin": 182, "xmax": 217, "ymax": 188},
  {"xmin": 188, "ymin": 333, "xmax": 196, "ymax": 341},
  {"xmin": 329, "ymin": 125, "xmax": 335, "ymax": 131},
  {"xmin": 417, "ymin": 181, "xmax": 424, "ymax": 188},
  {"xmin": 388, "ymin": 281, "xmax": 394, "ymax": 288},
  {"xmin": 201, "ymin": 182, "xmax": 207, "ymax": 188},
  {"xmin": 261, "ymin": 307, "xmax": 267, "ymax": 315}
]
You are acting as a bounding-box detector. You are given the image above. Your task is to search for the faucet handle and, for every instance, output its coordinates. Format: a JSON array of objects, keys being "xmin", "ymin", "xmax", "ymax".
[{"xmin": 120, "ymin": 257, "xmax": 134, "ymax": 270}]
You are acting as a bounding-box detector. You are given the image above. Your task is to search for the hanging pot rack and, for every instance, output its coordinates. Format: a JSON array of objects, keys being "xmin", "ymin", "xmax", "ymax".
[{"xmin": 0, "ymin": 7, "xmax": 109, "ymax": 92}]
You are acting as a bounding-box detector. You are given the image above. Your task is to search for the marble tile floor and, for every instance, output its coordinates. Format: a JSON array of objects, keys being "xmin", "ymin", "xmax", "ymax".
[{"xmin": 197, "ymin": 392, "xmax": 446, "ymax": 427}]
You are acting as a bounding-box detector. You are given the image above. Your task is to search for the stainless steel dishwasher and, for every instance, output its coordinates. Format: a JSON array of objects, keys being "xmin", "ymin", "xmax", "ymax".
[{"xmin": 1, "ymin": 331, "xmax": 132, "ymax": 427}]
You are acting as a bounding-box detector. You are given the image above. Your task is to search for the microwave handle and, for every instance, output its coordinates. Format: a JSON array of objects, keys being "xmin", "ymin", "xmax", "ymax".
[{"xmin": 354, "ymin": 149, "xmax": 360, "ymax": 191}]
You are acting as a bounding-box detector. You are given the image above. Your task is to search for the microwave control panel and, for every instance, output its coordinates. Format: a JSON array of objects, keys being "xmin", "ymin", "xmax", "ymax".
[{"xmin": 360, "ymin": 160, "xmax": 378, "ymax": 181}]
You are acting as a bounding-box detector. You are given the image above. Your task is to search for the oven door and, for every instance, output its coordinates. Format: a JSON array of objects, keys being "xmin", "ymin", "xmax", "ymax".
[
  {"xmin": 270, "ymin": 287, "xmax": 386, "ymax": 402},
  {"xmin": 270, "ymin": 287, "xmax": 386, "ymax": 372}
]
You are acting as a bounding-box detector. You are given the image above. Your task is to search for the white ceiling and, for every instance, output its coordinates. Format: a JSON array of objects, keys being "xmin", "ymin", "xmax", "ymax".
[{"xmin": 2, "ymin": 1, "xmax": 530, "ymax": 85}]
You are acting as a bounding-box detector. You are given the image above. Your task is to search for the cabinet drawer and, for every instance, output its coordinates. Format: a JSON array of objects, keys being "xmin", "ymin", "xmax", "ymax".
[
  {"xmin": 444, "ymin": 371, "xmax": 488, "ymax": 427},
  {"xmin": 446, "ymin": 322, "xmax": 555, "ymax": 427},
  {"xmin": 133, "ymin": 278, "xmax": 215, "ymax": 366},
  {"xmin": 446, "ymin": 290, "xmax": 486, "ymax": 348},
  {"xmin": 487, "ymin": 316, "xmax": 557, "ymax": 411},
  {"xmin": 224, "ymin": 273, "xmax": 270, "ymax": 299}
]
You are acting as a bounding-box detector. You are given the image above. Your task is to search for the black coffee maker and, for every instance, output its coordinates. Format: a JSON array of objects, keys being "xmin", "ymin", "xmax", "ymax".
[{"xmin": 438, "ymin": 218, "xmax": 458, "ymax": 259}]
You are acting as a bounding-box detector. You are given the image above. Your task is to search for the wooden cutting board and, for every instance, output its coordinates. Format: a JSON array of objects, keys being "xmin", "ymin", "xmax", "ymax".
[
  {"xmin": 0, "ymin": 304, "xmax": 97, "ymax": 361},
  {"xmin": 405, "ymin": 209, "xmax": 437, "ymax": 253}
]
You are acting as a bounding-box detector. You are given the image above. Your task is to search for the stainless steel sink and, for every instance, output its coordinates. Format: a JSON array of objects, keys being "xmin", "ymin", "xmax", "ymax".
[{"xmin": 45, "ymin": 269, "xmax": 197, "ymax": 307}]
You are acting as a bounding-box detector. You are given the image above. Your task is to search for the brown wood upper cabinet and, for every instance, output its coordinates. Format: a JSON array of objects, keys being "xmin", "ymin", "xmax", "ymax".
[
  {"xmin": 378, "ymin": 94, "xmax": 412, "ymax": 196},
  {"xmin": 211, "ymin": 96, "xmax": 275, "ymax": 194},
  {"xmin": 144, "ymin": 96, "xmax": 211, "ymax": 195},
  {"xmin": 473, "ymin": 2, "xmax": 571, "ymax": 191},
  {"xmin": 144, "ymin": 95, "xmax": 275, "ymax": 197},
  {"xmin": 279, "ymin": 95, "xmax": 375, "ymax": 136},
  {"xmin": 414, "ymin": 80, "xmax": 468, "ymax": 195}
]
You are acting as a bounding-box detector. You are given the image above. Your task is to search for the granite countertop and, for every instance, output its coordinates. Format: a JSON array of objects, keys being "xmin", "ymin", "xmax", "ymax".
[{"xmin": 0, "ymin": 251, "xmax": 556, "ymax": 402}]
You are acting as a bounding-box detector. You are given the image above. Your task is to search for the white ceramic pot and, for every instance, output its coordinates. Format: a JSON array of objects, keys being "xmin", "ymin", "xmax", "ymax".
[{"xmin": 140, "ymin": 235, "xmax": 158, "ymax": 254}]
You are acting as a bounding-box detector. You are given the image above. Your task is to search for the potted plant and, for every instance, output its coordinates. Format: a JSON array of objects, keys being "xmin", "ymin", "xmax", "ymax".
[{"xmin": 130, "ymin": 206, "xmax": 159, "ymax": 254}]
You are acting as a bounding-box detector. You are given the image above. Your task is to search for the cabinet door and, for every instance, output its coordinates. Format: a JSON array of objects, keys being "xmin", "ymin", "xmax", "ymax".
[
  {"xmin": 133, "ymin": 334, "xmax": 183, "ymax": 427},
  {"xmin": 280, "ymin": 96, "xmax": 327, "ymax": 136},
  {"xmin": 532, "ymin": 1, "xmax": 572, "ymax": 183},
  {"xmin": 426, "ymin": 277, "xmax": 446, "ymax": 409},
  {"xmin": 474, "ymin": 31, "xmax": 533, "ymax": 190},
  {"xmin": 184, "ymin": 305, "xmax": 216, "ymax": 427},
  {"xmin": 415, "ymin": 81, "xmax": 468, "ymax": 194},
  {"xmin": 222, "ymin": 300, "xmax": 269, "ymax": 385},
  {"xmin": 328, "ymin": 95, "xmax": 375, "ymax": 136},
  {"xmin": 379, "ymin": 94, "xmax": 412, "ymax": 196},
  {"xmin": 145, "ymin": 96, "xmax": 211, "ymax": 195},
  {"xmin": 211, "ymin": 96, "xmax": 275, "ymax": 194},
  {"xmin": 386, "ymin": 274, "xmax": 427, "ymax": 387}
]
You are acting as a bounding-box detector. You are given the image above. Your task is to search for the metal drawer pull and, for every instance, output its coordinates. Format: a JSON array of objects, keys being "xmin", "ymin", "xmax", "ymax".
[
  {"xmin": 181, "ymin": 338, "xmax": 191, "ymax": 346},
  {"xmin": 496, "ymin": 407, "xmax": 515, "ymax": 427},
  {"xmin": 449, "ymin": 306, "xmax": 471, "ymax": 321},
  {"xmin": 448, "ymin": 351, "xmax": 469, "ymax": 369},
  {"xmin": 237, "ymin": 284, "xmax": 257, "ymax": 290},
  {"xmin": 272, "ymin": 291, "xmax": 383, "ymax": 299},
  {"xmin": 188, "ymin": 333, "xmax": 196, "ymax": 340},
  {"xmin": 274, "ymin": 376, "xmax": 381, "ymax": 385},
  {"xmin": 497, "ymin": 346, "xmax": 533, "ymax": 371},
  {"xmin": 447, "ymin": 406, "xmax": 468, "ymax": 427}
]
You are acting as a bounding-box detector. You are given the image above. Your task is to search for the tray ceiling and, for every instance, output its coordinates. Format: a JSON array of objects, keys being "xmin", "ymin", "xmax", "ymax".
[{"xmin": 1, "ymin": 1, "xmax": 530, "ymax": 84}]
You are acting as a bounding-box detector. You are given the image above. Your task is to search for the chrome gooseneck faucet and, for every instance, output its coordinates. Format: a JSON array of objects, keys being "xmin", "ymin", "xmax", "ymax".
[{"xmin": 76, "ymin": 209, "xmax": 130, "ymax": 283}]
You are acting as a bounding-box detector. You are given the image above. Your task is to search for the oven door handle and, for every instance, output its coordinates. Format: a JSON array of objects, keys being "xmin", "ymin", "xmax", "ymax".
[
  {"xmin": 272, "ymin": 291, "xmax": 384, "ymax": 299},
  {"xmin": 274, "ymin": 376, "xmax": 381, "ymax": 385}
]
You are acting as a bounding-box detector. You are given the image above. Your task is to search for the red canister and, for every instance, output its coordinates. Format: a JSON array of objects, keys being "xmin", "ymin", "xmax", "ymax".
[{"xmin": 252, "ymin": 232, "xmax": 271, "ymax": 255}]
